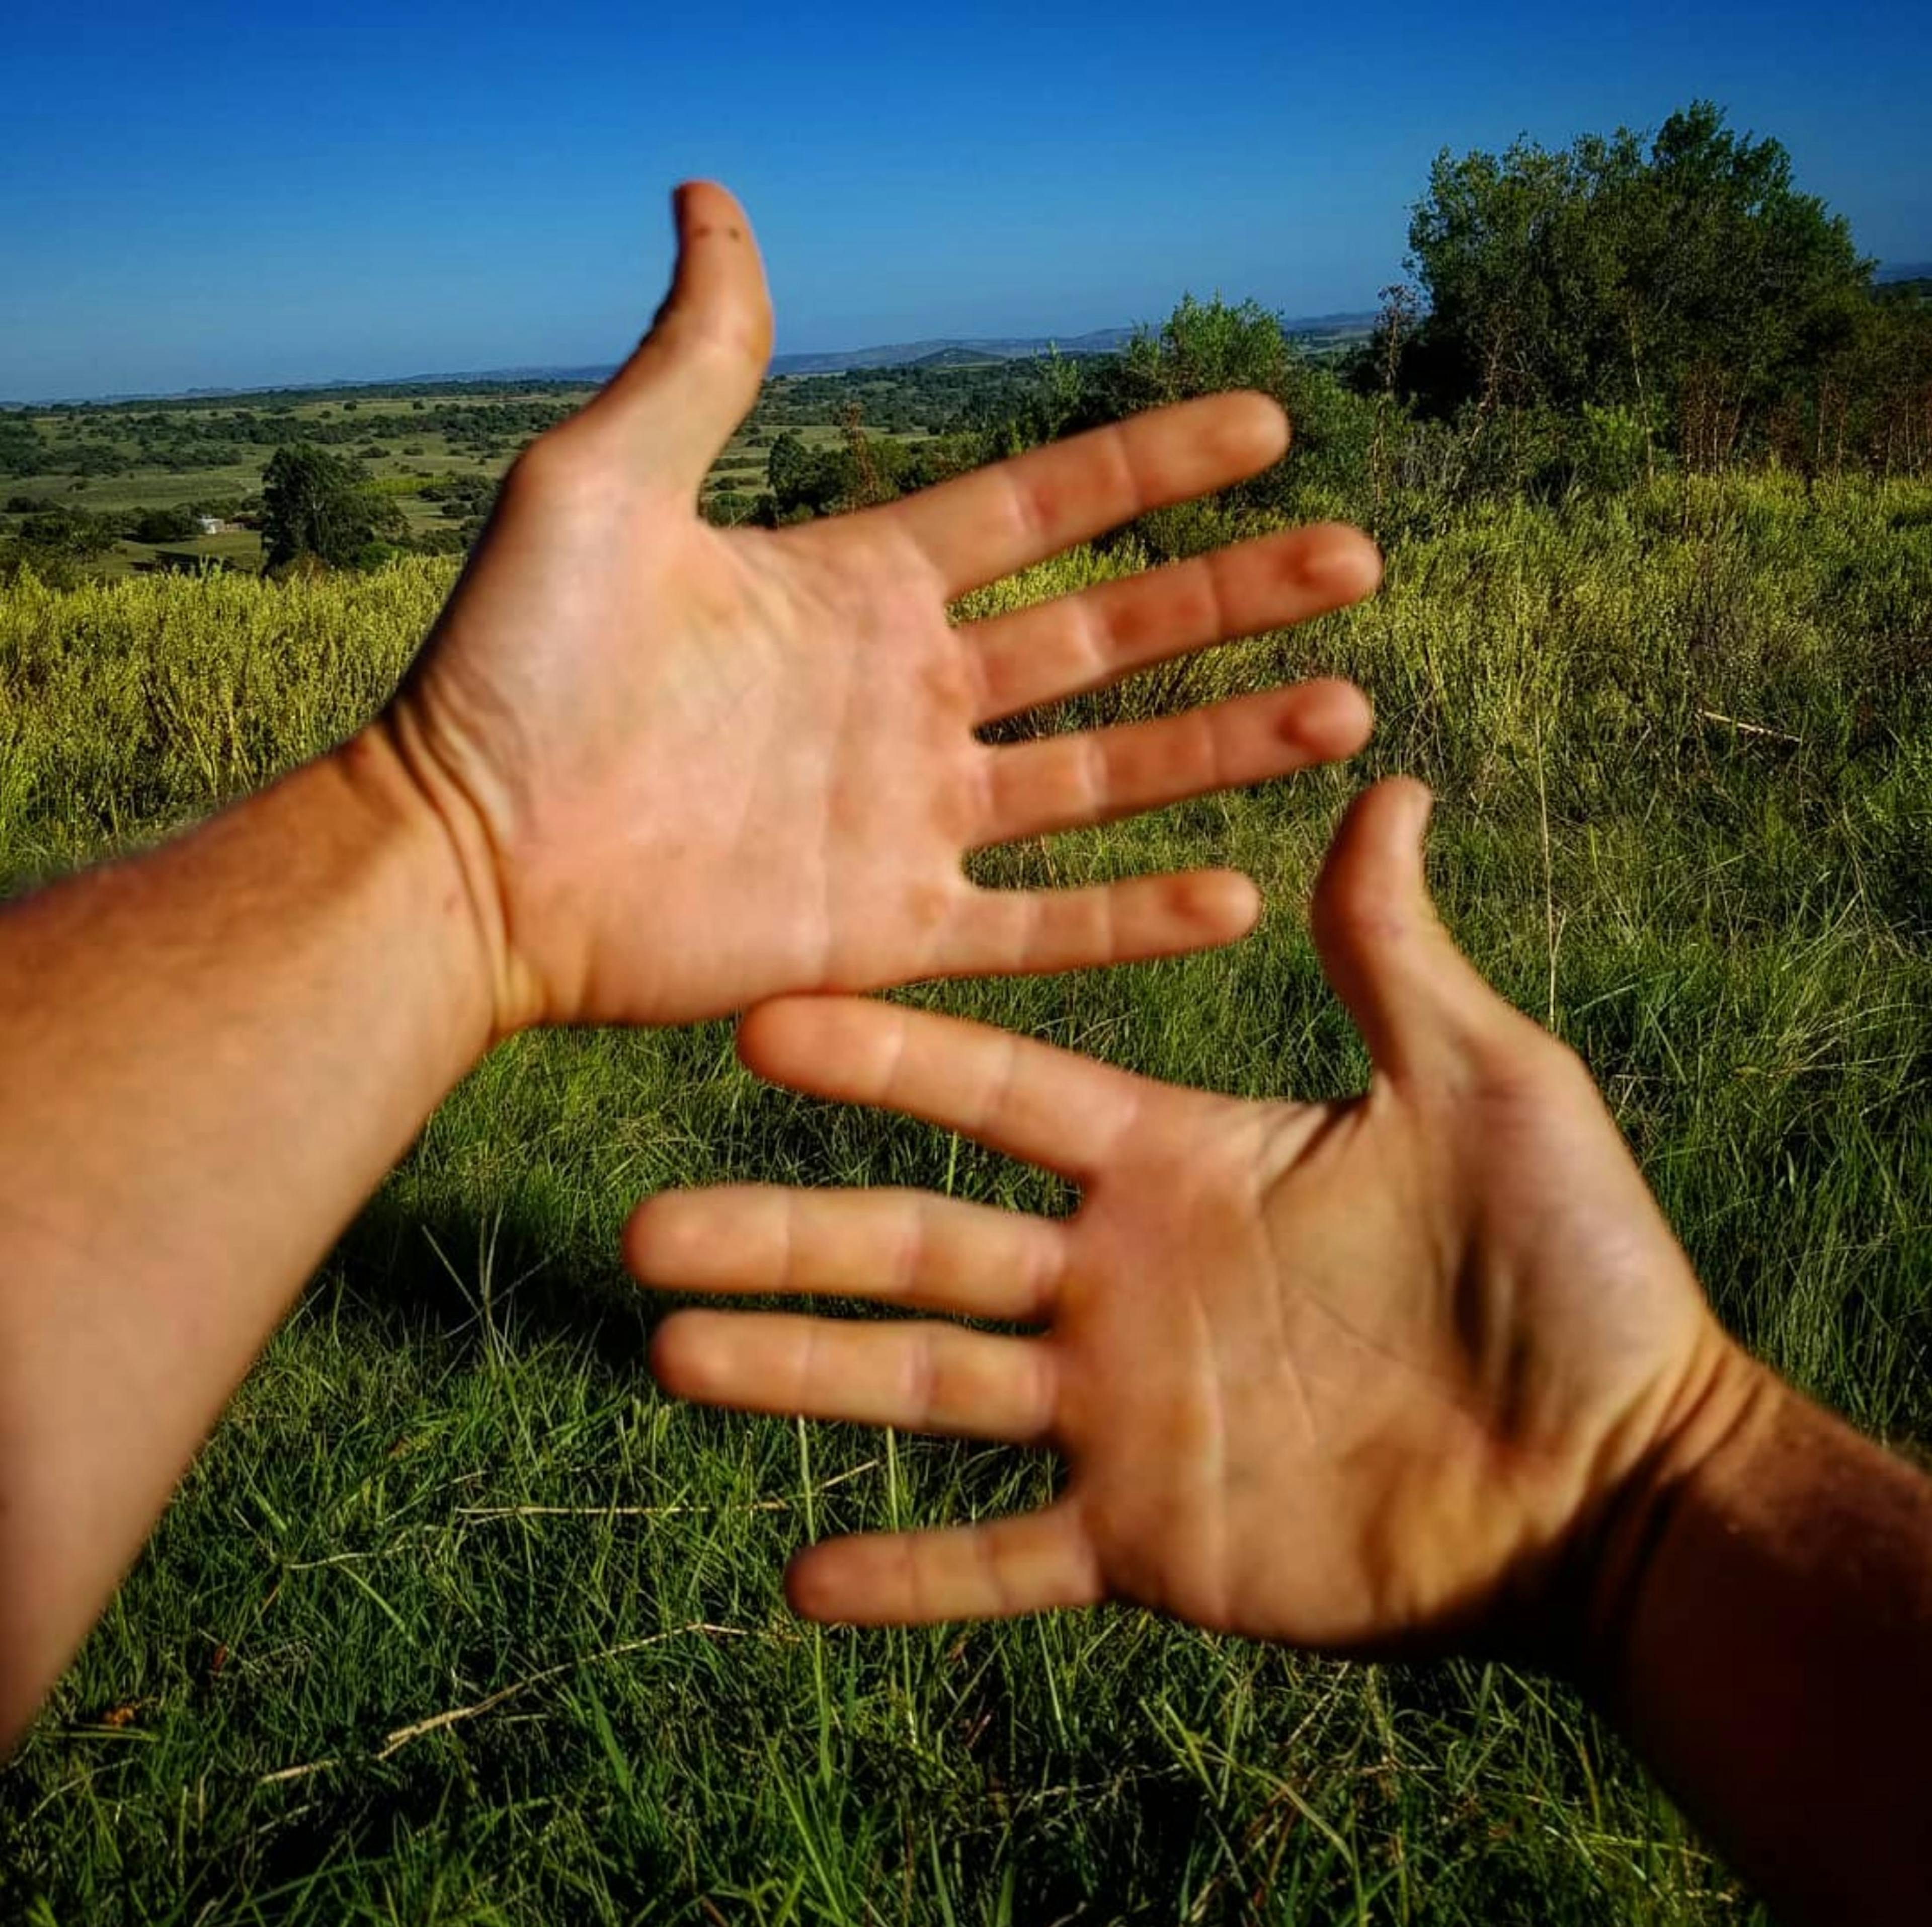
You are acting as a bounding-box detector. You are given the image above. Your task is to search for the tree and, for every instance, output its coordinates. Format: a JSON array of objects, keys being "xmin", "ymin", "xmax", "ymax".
[
  {"xmin": 19, "ymin": 507, "xmax": 116, "ymax": 558},
  {"xmin": 1798, "ymin": 285, "xmax": 1932, "ymax": 475},
  {"xmin": 765, "ymin": 431, "xmax": 815, "ymax": 506},
  {"xmin": 1400, "ymin": 103, "xmax": 1871, "ymax": 452},
  {"xmin": 0, "ymin": 419, "xmax": 42, "ymax": 478},
  {"xmin": 260, "ymin": 444, "xmax": 403, "ymax": 568},
  {"xmin": 1051, "ymin": 297, "xmax": 1375, "ymax": 544},
  {"xmin": 1092, "ymin": 295, "xmax": 1296, "ymax": 415},
  {"xmin": 0, "ymin": 505, "xmax": 119, "ymax": 584},
  {"xmin": 130, "ymin": 506, "xmax": 197, "ymax": 544}
]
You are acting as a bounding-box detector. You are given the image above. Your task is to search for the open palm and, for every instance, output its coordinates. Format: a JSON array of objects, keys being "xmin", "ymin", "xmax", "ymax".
[
  {"xmin": 632, "ymin": 782, "xmax": 1743, "ymax": 1650},
  {"xmin": 387, "ymin": 184, "xmax": 1382, "ymax": 1033}
]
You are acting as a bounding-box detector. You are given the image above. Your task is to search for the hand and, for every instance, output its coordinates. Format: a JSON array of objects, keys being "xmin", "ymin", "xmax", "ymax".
[
  {"xmin": 384, "ymin": 183, "xmax": 1382, "ymax": 1034},
  {"xmin": 631, "ymin": 779, "xmax": 1756, "ymax": 1653}
]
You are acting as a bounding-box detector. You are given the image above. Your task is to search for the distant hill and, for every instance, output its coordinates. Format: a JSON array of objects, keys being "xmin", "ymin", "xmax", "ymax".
[
  {"xmin": 763, "ymin": 311, "xmax": 1377, "ymax": 377},
  {"xmin": 908, "ymin": 347, "xmax": 1019, "ymax": 368},
  {"xmin": 767, "ymin": 330, "xmax": 1134, "ymax": 375},
  {"xmin": 1878, "ymin": 261, "xmax": 1932, "ymax": 283},
  {"xmin": 10, "ymin": 309, "xmax": 1385, "ymax": 407}
]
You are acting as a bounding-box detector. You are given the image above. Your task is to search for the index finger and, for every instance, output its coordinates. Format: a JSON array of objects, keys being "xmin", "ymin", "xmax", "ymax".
[
  {"xmin": 861, "ymin": 392, "xmax": 1290, "ymax": 597},
  {"xmin": 737, "ymin": 997, "xmax": 1152, "ymax": 1180}
]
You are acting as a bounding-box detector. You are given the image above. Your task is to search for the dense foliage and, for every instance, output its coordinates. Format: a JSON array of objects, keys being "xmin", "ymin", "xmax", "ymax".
[
  {"xmin": 730, "ymin": 107, "xmax": 1931, "ymax": 563},
  {"xmin": 261, "ymin": 444, "xmax": 408, "ymax": 571},
  {"xmin": 1377, "ymin": 103, "xmax": 1929, "ymax": 476},
  {"xmin": 0, "ymin": 392, "xmax": 586, "ymax": 480}
]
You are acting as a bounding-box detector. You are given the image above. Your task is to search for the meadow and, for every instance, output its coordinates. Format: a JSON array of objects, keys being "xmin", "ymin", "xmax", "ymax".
[
  {"xmin": 0, "ymin": 470, "xmax": 1927, "ymax": 1923},
  {"xmin": 0, "ymin": 381, "xmax": 956, "ymax": 578}
]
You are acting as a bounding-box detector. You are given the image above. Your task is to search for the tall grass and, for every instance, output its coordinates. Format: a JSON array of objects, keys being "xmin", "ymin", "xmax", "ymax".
[{"xmin": 0, "ymin": 476, "xmax": 1927, "ymax": 1922}]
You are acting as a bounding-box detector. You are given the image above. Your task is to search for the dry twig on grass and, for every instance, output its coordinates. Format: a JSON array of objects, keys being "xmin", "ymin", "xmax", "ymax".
[{"xmin": 260, "ymin": 1621, "xmax": 763, "ymax": 1786}]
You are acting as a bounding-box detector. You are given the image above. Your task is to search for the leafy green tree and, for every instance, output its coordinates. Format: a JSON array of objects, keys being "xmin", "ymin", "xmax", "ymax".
[
  {"xmin": 0, "ymin": 420, "xmax": 43, "ymax": 478},
  {"xmin": 260, "ymin": 444, "xmax": 404, "ymax": 568},
  {"xmin": 19, "ymin": 507, "xmax": 116, "ymax": 558},
  {"xmin": 702, "ymin": 489, "xmax": 758, "ymax": 527},
  {"xmin": 0, "ymin": 505, "xmax": 119, "ymax": 584},
  {"xmin": 765, "ymin": 432, "xmax": 815, "ymax": 506},
  {"xmin": 1093, "ymin": 295, "xmax": 1296, "ymax": 414},
  {"xmin": 130, "ymin": 506, "xmax": 197, "ymax": 544},
  {"xmin": 1798, "ymin": 285, "xmax": 1932, "ymax": 474},
  {"xmin": 1044, "ymin": 296, "xmax": 1376, "ymax": 547},
  {"xmin": 1400, "ymin": 102, "xmax": 1871, "ymax": 448}
]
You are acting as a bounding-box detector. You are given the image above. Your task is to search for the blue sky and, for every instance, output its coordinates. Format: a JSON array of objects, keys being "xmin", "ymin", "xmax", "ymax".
[{"xmin": 3, "ymin": 0, "xmax": 1926, "ymax": 400}]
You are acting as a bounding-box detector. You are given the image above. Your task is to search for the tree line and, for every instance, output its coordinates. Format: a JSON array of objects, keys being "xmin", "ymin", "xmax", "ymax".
[
  {"xmin": 752, "ymin": 103, "xmax": 1931, "ymax": 556},
  {"xmin": 1381, "ymin": 101, "xmax": 1928, "ymax": 479},
  {"xmin": 0, "ymin": 395, "xmax": 588, "ymax": 481}
]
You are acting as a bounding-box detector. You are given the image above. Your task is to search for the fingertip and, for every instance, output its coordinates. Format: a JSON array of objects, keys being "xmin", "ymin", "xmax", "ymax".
[
  {"xmin": 1287, "ymin": 678, "xmax": 1374, "ymax": 759},
  {"xmin": 1367, "ymin": 774, "xmax": 1435, "ymax": 847},
  {"xmin": 1170, "ymin": 866, "xmax": 1262, "ymax": 945},
  {"xmin": 1313, "ymin": 789, "xmax": 1393, "ymax": 954},
  {"xmin": 622, "ymin": 1192, "xmax": 664, "ymax": 1282},
  {"xmin": 1223, "ymin": 390, "xmax": 1292, "ymax": 466},
  {"xmin": 598, "ymin": 180, "xmax": 769, "ymax": 475},
  {"xmin": 1299, "ymin": 522, "xmax": 1384, "ymax": 600},
  {"xmin": 735, "ymin": 996, "xmax": 824, "ymax": 1083},
  {"xmin": 672, "ymin": 178, "xmax": 747, "ymax": 231},
  {"xmin": 646, "ymin": 1310, "xmax": 701, "ymax": 1395},
  {"xmin": 1399, "ymin": 775, "xmax": 1435, "ymax": 839},
  {"xmin": 624, "ymin": 1190, "xmax": 702, "ymax": 1286},
  {"xmin": 741, "ymin": 993, "xmax": 904, "ymax": 1094},
  {"xmin": 783, "ymin": 1545, "xmax": 841, "ymax": 1622}
]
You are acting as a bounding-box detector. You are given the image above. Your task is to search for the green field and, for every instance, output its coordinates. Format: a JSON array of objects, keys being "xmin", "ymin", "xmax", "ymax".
[
  {"xmin": 1, "ymin": 470, "xmax": 1926, "ymax": 1922},
  {"xmin": 0, "ymin": 381, "xmax": 960, "ymax": 576}
]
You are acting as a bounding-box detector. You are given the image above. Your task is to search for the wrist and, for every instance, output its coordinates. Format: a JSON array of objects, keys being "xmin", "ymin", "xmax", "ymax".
[
  {"xmin": 1569, "ymin": 1333, "xmax": 1786, "ymax": 1706},
  {"xmin": 346, "ymin": 707, "xmax": 541, "ymax": 1043},
  {"xmin": 1566, "ymin": 1343, "xmax": 1932, "ymax": 1922},
  {"xmin": 326, "ymin": 720, "xmax": 512, "ymax": 1058}
]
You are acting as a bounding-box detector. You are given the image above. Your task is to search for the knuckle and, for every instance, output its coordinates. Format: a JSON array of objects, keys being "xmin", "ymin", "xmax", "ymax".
[
  {"xmin": 1311, "ymin": 878, "xmax": 1401, "ymax": 949},
  {"xmin": 503, "ymin": 426, "xmax": 594, "ymax": 499},
  {"xmin": 1535, "ymin": 1033, "xmax": 1603, "ymax": 1102},
  {"xmin": 1468, "ymin": 1017, "xmax": 1594, "ymax": 1108},
  {"xmin": 661, "ymin": 302, "xmax": 771, "ymax": 375},
  {"xmin": 902, "ymin": 1332, "xmax": 942, "ymax": 1424}
]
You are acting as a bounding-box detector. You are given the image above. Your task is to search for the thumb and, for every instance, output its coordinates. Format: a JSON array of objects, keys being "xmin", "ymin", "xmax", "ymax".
[
  {"xmin": 1310, "ymin": 778, "xmax": 1513, "ymax": 1083},
  {"xmin": 591, "ymin": 181, "xmax": 773, "ymax": 492}
]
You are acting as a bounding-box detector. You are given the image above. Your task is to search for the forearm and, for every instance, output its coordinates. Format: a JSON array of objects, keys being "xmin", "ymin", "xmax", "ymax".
[
  {"xmin": 1595, "ymin": 1358, "xmax": 1932, "ymax": 1923},
  {"xmin": 0, "ymin": 726, "xmax": 492, "ymax": 1743}
]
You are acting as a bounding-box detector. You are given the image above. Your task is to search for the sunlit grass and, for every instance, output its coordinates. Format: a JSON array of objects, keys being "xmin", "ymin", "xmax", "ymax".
[{"xmin": 0, "ymin": 474, "xmax": 1926, "ymax": 1922}]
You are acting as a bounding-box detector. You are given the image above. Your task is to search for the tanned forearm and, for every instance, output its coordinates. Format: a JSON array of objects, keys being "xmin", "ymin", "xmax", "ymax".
[
  {"xmin": 1595, "ymin": 1358, "xmax": 1932, "ymax": 1924},
  {"xmin": 0, "ymin": 727, "xmax": 490, "ymax": 1745}
]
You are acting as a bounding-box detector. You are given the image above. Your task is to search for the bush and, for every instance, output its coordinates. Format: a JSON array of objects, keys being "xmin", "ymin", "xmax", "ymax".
[
  {"xmin": 130, "ymin": 506, "xmax": 198, "ymax": 544},
  {"xmin": 260, "ymin": 444, "xmax": 406, "ymax": 569},
  {"xmin": 1572, "ymin": 405, "xmax": 1657, "ymax": 494}
]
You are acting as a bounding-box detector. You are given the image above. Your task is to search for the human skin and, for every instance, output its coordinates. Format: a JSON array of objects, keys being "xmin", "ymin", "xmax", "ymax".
[
  {"xmin": 0, "ymin": 184, "xmax": 1383, "ymax": 1746},
  {"xmin": 637, "ymin": 779, "xmax": 1932, "ymax": 1925}
]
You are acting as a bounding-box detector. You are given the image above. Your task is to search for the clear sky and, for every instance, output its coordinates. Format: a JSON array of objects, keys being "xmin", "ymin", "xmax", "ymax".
[{"xmin": 3, "ymin": 0, "xmax": 1926, "ymax": 400}]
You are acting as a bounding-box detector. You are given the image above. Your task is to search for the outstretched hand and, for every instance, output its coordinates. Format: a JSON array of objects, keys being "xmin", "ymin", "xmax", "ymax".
[
  {"xmin": 385, "ymin": 183, "xmax": 1381, "ymax": 1034},
  {"xmin": 632, "ymin": 780, "xmax": 1755, "ymax": 1652}
]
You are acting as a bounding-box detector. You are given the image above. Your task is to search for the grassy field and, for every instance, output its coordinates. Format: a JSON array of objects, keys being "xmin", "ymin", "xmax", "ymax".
[
  {"xmin": 3, "ymin": 386, "xmax": 904, "ymax": 575},
  {"xmin": 0, "ymin": 473, "xmax": 1927, "ymax": 1922}
]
